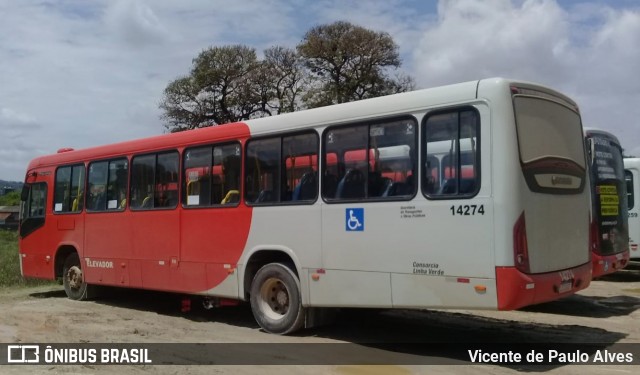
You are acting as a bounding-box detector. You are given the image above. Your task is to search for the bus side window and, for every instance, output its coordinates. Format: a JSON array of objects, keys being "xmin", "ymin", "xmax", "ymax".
[
  {"xmin": 54, "ymin": 165, "xmax": 86, "ymax": 214},
  {"xmin": 20, "ymin": 182, "xmax": 47, "ymax": 238},
  {"xmin": 183, "ymin": 146, "xmax": 212, "ymax": 207},
  {"xmin": 423, "ymin": 108, "xmax": 480, "ymax": 199},
  {"xmin": 214, "ymin": 144, "xmax": 241, "ymax": 205},
  {"xmin": 87, "ymin": 161, "xmax": 108, "ymax": 211},
  {"xmin": 284, "ymin": 133, "xmax": 318, "ymax": 202},
  {"xmin": 131, "ymin": 151, "xmax": 179, "ymax": 210},
  {"xmin": 106, "ymin": 158, "xmax": 128, "ymax": 211},
  {"xmin": 131, "ymin": 154, "xmax": 155, "ymax": 210},
  {"xmin": 323, "ymin": 118, "xmax": 417, "ymax": 201},
  {"xmin": 245, "ymin": 137, "xmax": 280, "ymax": 204},
  {"xmin": 154, "ymin": 152, "xmax": 179, "ymax": 209},
  {"xmin": 246, "ymin": 133, "xmax": 317, "ymax": 205},
  {"xmin": 183, "ymin": 143, "xmax": 240, "ymax": 207},
  {"xmin": 86, "ymin": 159, "xmax": 127, "ymax": 212}
]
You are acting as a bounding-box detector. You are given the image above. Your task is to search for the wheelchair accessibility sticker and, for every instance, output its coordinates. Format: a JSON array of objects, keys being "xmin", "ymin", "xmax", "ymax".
[{"xmin": 346, "ymin": 208, "xmax": 364, "ymax": 231}]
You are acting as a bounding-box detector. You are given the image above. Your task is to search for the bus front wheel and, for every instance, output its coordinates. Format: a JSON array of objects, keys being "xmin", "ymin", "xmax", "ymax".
[
  {"xmin": 250, "ymin": 263, "xmax": 305, "ymax": 335},
  {"xmin": 62, "ymin": 253, "xmax": 89, "ymax": 301}
]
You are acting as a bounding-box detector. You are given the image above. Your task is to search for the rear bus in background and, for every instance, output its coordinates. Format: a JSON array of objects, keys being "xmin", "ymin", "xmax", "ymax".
[
  {"xmin": 19, "ymin": 78, "xmax": 592, "ymax": 334},
  {"xmin": 624, "ymin": 158, "xmax": 640, "ymax": 261},
  {"xmin": 584, "ymin": 129, "xmax": 630, "ymax": 276}
]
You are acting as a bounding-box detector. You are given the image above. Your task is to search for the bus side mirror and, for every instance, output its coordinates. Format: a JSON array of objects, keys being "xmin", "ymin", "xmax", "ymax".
[{"xmin": 21, "ymin": 184, "xmax": 31, "ymax": 202}]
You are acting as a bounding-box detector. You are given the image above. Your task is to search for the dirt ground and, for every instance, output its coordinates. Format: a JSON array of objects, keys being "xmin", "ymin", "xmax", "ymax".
[{"xmin": 0, "ymin": 267, "xmax": 639, "ymax": 374}]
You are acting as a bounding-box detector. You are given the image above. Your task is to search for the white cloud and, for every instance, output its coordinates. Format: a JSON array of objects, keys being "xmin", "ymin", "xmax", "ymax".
[
  {"xmin": 414, "ymin": 0, "xmax": 572, "ymax": 86},
  {"xmin": 104, "ymin": 0, "xmax": 170, "ymax": 48},
  {"xmin": 0, "ymin": 108, "xmax": 41, "ymax": 148},
  {"xmin": 0, "ymin": 108, "xmax": 46, "ymax": 181},
  {"xmin": 0, "ymin": 0, "xmax": 302, "ymax": 180},
  {"xmin": 0, "ymin": 108, "xmax": 38, "ymax": 128},
  {"xmin": 412, "ymin": 0, "xmax": 640, "ymax": 158}
]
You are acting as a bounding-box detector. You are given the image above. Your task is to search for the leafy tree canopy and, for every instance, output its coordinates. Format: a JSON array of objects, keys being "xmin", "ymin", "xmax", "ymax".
[
  {"xmin": 0, "ymin": 191, "xmax": 20, "ymax": 206},
  {"xmin": 298, "ymin": 21, "xmax": 414, "ymax": 107},
  {"xmin": 160, "ymin": 21, "xmax": 414, "ymax": 132}
]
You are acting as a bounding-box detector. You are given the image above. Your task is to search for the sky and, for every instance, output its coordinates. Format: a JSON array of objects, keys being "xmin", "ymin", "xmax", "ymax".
[{"xmin": 1, "ymin": 0, "xmax": 639, "ymax": 181}]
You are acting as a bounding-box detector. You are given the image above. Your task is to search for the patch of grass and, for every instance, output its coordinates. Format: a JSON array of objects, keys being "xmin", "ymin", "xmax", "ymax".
[{"xmin": 0, "ymin": 229, "xmax": 55, "ymax": 288}]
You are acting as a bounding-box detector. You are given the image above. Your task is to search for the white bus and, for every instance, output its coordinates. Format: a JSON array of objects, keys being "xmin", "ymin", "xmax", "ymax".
[
  {"xmin": 20, "ymin": 77, "xmax": 592, "ymax": 334},
  {"xmin": 624, "ymin": 158, "xmax": 640, "ymax": 260}
]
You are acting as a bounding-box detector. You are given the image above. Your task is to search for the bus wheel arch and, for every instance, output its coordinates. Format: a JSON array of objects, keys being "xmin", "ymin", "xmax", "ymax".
[
  {"xmin": 56, "ymin": 251, "xmax": 91, "ymax": 301},
  {"xmin": 55, "ymin": 245, "xmax": 78, "ymax": 281},
  {"xmin": 243, "ymin": 250, "xmax": 304, "ymax": 334},
  {"xmin": 249, "ymin": 262, "xmax": 305, "ymax": 335},
  {"xmin": 242, "ymin": 249, "xmax": 300, "ymax": 300}
]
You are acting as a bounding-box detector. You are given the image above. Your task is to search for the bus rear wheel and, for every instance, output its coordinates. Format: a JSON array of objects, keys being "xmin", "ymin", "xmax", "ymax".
[
  {"xmin": 250, "ymin": 263, "xmax": 305, "ymax": 335},
  {"xmin": 62, "ymin": 253, "xmax": 89, "ymax": 301}
]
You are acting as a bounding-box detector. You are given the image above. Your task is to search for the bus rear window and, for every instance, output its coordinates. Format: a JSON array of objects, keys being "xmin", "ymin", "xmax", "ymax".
[
  {"xmin": 514, "ymin": 97, "xmax": 584, "ymax": 168},
  {"xmin": 590, "ymin": 135, "xmax": 624, "ymax": 182},
  {"xmin": 514, "ymin": 96, "xmax": 586, "ymax": 194}
]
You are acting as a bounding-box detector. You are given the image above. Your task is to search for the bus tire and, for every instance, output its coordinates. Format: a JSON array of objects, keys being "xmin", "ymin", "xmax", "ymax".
[
  {"xmin": 250, "ymin": 263, "xmax": 305, "ymax": 335},
  {"xmin": 62, "ymin": 253, "xmax": 89, "ymax": 301}
]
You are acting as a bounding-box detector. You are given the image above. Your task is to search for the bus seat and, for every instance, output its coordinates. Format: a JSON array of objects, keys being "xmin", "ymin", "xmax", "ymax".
[
  {"xmin": 336, "ymin": 169, "xmax": 365, "ymax": 199},
  {"xmin": 406, "ymin": 175, "xmax": 414, "ymax": 192},
  {"xmin": 383, "ymin": 175, "xmax": 414, "ymax": 197},
  {"xmin": 255, "ymin": 190, "xmax": 274, "ymax": 203},
  {"xmin": 440, "ymin": 179, "xmax": 456, "ymax": 194},
  {"xmin": 439, "ymin": 178, "xmax": 476, "ymax": 194},
  {"xmin": 380, "ymin": 179, "xmax": 394, "ymax": 196},
  {"xmin": 167, "ymin": 190, "xmax": 178, "ymax": 206},
  {"xmin": 383, "ymin": 182, "xmax": 407, "ymax": 196},
  {"xmin": 155, "ymin": 194, "xmax": 170, "ymax": 207},
  {"xmin": 93, "ymin": 193, "xmax": 105, "ymax": 211},
  {"xmin": 141, "ymin": 195, "xmax": 152, "ymax": 208},
  {"xmin": 322, "ymin": 173, "xmax": 338, "ymax": 198},
  {"xmin": 292, "ymin": 172, "xmax": 317, "ymax": 200},
  {"xmin": 367, "ymin": 171, "xmax": 389, "ymax": 197},
  {"xmin": 423, "ymin": 174, "xmax": 437, "ymax": 194},
  {"xmin": 460, "ymin": 179, "xmax": 476, "ymax": 194}
]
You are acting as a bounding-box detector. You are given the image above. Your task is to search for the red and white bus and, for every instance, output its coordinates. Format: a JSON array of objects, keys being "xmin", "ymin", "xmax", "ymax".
[
  {"xmin": 584, "ymin": 129, "xmax": 630, "ymax": 276},
  {"xmin": 19, "ymin": 78, "xmax": 592, "ymax": 334}
]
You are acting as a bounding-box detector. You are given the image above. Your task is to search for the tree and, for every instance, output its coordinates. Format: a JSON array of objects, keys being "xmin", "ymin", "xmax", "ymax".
[
  {"xmin": 160, "ymin": 45, "xmax": 269, "ymax": 132},
  {"xmin": 0, "ymin": 191, "xmax": 20, "ymax": 206},
  {"xmin": 160, "ymin": 22, "xmax": 415, "ymax": 131},
  {"xmin": 160, "ymin": 45, "xmax": 310, "ymax": 132},
  {"xmin": 262, "ymin": 46, "xmax": 309, "ymax": 115},
  {"xmin": 159, "ymin": 76, "xmax": 207, "ymax": 132},
  {"xmin": 297, "ymin": 21, "xmax": 414, "ymax": 108}
]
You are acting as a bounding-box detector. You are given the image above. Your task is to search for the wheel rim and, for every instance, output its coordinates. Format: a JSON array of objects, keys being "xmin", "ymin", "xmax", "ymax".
[
  {"xmin": 66, "ymin": 266, "xmax": 83, "ymax": 290},
  {"xmin": 258, "ymin": 277, "xmax": 290, "ymax": 320}
]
